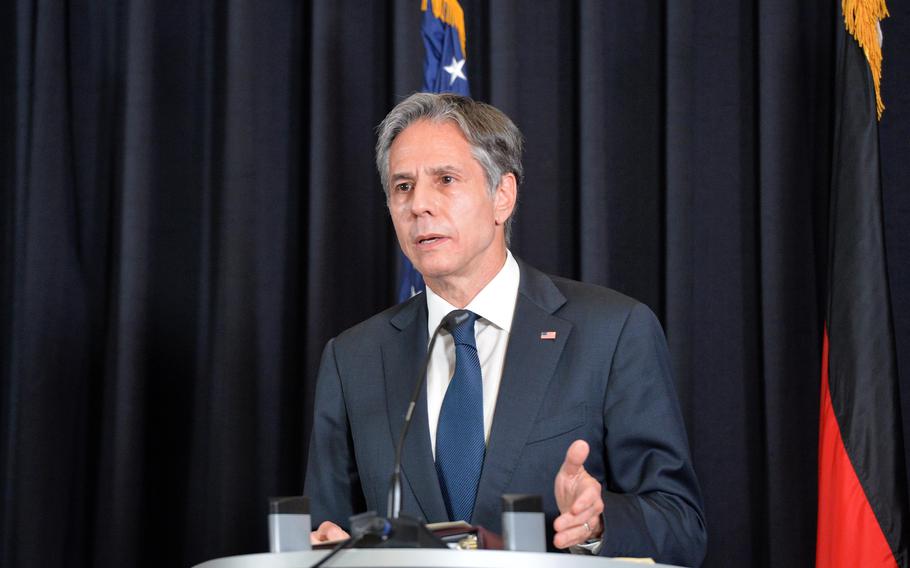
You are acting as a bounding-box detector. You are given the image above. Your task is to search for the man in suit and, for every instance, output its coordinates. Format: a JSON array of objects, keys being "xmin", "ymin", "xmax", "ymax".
[{"xmin": 305, "ymin": 93, "xmax": 706, "ymax": 566}]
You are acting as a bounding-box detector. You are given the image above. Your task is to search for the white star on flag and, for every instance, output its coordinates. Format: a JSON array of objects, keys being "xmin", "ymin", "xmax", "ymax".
[{"xmin": 443, "ymin": 57, "xmax": 467, "ymax": 85}]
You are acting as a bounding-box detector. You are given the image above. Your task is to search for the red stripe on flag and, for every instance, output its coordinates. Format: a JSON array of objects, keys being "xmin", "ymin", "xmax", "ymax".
[{"xmin": 817, "ymin": 329, "xmax": 898, "ymax": 567}]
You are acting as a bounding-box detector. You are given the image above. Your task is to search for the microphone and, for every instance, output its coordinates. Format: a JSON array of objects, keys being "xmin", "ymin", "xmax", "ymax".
[{"xmin": 388, "ymin": 309, "xmax": 472, "ymax": 518}]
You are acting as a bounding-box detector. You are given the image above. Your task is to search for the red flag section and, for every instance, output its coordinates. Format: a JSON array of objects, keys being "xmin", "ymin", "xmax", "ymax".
[{"xmin": 818, "ymin": 332, "xmax": 899, "ymax": 567}]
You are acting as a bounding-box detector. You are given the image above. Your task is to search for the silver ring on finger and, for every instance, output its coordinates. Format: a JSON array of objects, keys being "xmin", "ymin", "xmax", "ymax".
[{"xmin": 583, "ymin": 521, "xmax": 592, "ymax": 535}]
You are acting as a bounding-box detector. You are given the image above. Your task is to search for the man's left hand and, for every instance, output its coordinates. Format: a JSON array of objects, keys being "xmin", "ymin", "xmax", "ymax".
[{"xmin": 553, "ymin": 439, "xmax": 604, "ymax": 549}]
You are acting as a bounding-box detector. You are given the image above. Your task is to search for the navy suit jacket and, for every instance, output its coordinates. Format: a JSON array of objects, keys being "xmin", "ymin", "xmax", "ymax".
[{"xmin": 305, "ymin": 260, "xmax": 706, "ymax": 566}]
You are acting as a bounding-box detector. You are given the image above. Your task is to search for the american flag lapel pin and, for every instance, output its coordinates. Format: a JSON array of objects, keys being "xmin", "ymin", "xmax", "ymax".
[{"xmin": 540, "ymin": 330, "xmax": 557, "ymax": 340}]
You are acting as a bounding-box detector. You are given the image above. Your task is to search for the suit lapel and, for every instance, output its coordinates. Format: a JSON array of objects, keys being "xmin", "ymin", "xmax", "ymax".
[
  {"xmin": 382, "ymin": 297, "xmax": 448, "ymax": 522},
  {"xmin": 472, "ymin": 262, "xmax": 572, "ymax": 525}
]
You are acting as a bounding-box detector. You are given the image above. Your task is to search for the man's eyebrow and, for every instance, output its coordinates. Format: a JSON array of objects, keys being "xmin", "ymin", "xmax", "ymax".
[
  {"xmin": 390, "ymin": 171, "xmax": 414, "ymax": 181},
  {"xmin": 391, "ymin": 165, "xmax": 462, "ymax": 180},
  {"xmin": 426, "ymin": 165, "xmax": 462, "ymax": 176}
]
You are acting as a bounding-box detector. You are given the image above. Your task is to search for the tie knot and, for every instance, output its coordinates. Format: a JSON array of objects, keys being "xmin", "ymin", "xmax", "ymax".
[{"xmin": 443, "ymin": 310, "xmax": 479, "ymax": 346}]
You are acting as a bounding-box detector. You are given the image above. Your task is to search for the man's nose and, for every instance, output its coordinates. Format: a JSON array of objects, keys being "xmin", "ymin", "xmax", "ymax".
[{"xmin": 409, "ymin": 180, "xmax": 435, "ymax": 216}]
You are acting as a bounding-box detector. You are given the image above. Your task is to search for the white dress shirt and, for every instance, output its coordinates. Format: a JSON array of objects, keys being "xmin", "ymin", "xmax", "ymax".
[{"xmin": 425, "ymin": 250, "xmax": 520, "ymax": 458}]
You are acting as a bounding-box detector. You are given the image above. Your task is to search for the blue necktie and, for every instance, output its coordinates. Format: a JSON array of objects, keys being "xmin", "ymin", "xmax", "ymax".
[{"xmin": 435, "ymin": 310, "xmax": 485, "ymax": 522}]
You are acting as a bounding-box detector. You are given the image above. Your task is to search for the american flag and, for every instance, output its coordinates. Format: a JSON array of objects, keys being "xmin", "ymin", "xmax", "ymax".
[{"xmin": 540, "ymin": 331, "xmax": 557, "ymax": 340}]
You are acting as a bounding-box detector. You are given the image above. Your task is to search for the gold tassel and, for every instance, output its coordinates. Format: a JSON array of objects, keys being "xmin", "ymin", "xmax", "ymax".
[
  {"xmin": 421, "ymin": 0, "xmax": 467, "ymax": 58},
  {"xmin": 842, "ymin": 0, "xmax": 890, "ymax": 119}
]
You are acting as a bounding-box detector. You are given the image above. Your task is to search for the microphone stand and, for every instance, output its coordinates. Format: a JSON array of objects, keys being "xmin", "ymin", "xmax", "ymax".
[{"xmin": 352, "ymin": 310, "xmax": 472, "ymax": 549}]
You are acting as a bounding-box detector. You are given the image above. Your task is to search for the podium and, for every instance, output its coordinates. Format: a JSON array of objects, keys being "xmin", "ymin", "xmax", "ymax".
[{"xmin": 193, "ymin": 549, "xmax": 682, "ymax": 568}]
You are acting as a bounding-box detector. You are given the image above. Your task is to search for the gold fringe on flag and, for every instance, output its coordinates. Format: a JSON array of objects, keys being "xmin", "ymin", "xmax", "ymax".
[
  {"xmin": 842, "ymin": 0, "xmax": 889, "ymax": 119},
  {"xmin": 421, "ymin": 0, "xmax": 467, "ymax": 58}
]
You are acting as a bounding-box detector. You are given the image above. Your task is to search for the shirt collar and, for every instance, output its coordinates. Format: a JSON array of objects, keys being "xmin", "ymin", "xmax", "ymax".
[{"xmin": 425, "ymin": 250, "xmax": 520, "ymax": 336}]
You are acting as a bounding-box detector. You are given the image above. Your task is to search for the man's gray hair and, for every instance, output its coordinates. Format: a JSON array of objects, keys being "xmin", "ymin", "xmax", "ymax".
[{"xmin": 375, "ymin": 93, "xmax": 524, "ymax": 242}]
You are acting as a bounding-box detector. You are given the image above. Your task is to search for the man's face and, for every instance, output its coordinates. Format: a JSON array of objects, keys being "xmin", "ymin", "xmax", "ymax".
[{"xmin": 386, "ymin": 120, "xmax": 514, "ymax": 292}]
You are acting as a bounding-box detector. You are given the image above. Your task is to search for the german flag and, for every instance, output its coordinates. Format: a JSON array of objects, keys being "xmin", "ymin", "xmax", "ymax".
[{"xmin": 816, "ymin": 1, "xmax": 909, "ymax": 566}]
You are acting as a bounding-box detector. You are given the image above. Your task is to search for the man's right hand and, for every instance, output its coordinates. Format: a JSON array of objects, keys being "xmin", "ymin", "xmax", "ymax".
[{"xmin": 310, "ymin": 521, "xmax": 350, "ymax": 544}]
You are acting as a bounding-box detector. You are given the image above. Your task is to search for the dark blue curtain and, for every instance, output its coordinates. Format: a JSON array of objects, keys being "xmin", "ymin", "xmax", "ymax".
[{"xmin": 2, "ymin": 1, "xmax": 908, "ymax": 567}]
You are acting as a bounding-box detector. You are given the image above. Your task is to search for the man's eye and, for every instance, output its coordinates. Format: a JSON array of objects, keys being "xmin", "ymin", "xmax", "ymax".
[
  {"xmin": 395, "ymin": 182, "xmax": 413, "ymax": 192},
  {"xmin": 441, "ymin": 175, "xmax": 454, "ymax": 185}
]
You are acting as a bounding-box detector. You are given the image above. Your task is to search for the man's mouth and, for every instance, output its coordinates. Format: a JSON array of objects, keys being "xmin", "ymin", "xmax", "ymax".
[{"xmin": 416, "ymin": 234, "xmax": 447, "ymax": 247}]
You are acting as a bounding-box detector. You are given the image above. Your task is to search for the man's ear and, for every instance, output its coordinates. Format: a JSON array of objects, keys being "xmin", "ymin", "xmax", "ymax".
[{"xmin": 493, "ymin": 173, "xmax": 517, "ymax": 225}]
